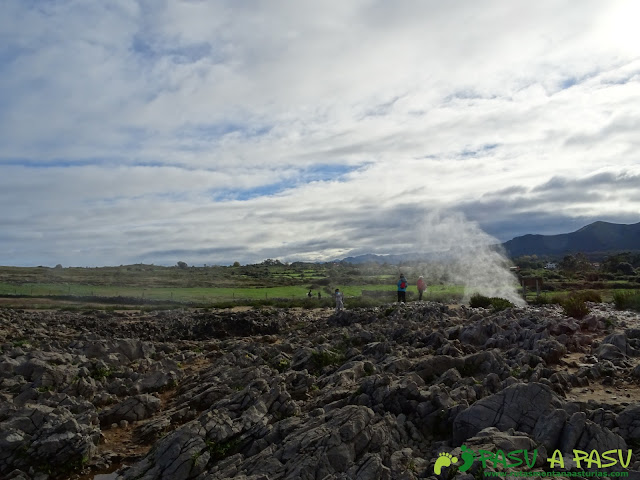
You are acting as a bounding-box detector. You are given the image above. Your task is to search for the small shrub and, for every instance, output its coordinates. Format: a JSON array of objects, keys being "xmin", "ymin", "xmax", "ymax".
[
  {"xmin": 613, "ymin": 290, "xmax": 640, "ymax": 312},
  {"xmin": 206, "ymin": 438, "xmax": 241, "ymax": 461},
  {"xmin": 310, "ymin": 349, "xmax": 343, "ymax": 373},
  {"xmin": 490, "ymin": 297, "xmax": 514, "ymax": 312},
  {"xmin": 561, "ymin": 297, "xmax": 590, "ymax": 319},
  {"xmin": 529, "ymin": 295, "xmax": 551, "ymax": 305},
  {"xmin": 469, "ymin": 293, "xmax": 492, "ymax": 308},
  {"xmin": 90, "ymin": 367, "xmax": 115, "ymax": 380},
  {"xmin": 470, "ymin": 294, "xmax": 513, "ymax": 311},
  {"xmin": 549, "ymin": 294, "xmax": 565, "ymax": 305},
  {"xmin": 612, "ymin": 291, "xmax": 628, "ymax": 309},
  {"xmin": 275, "ymin": 358, "xmax": 290, "ymax": 373}
]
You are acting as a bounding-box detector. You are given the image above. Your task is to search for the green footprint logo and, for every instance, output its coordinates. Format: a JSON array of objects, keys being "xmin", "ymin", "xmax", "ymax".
[
  {"xmin": 459, "ymin": 445, "xmax": 475, "ymax": 472},
  {"xmin": 434, "ymin": 452, "xmax": 458, "ymax": 475}
]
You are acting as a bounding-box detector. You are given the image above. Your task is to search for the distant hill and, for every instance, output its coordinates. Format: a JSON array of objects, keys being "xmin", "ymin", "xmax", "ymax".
[
  {"xmin": 339, "ymin": 221, "xmax": 640, "ymax": 264},
  {"xmin": 502, "ymin": 221, "xmax": 640, "ymax": 257}
]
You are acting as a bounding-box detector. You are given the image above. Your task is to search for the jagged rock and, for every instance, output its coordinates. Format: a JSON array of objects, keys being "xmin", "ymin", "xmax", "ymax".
[
  {"xmin": 594, "ymin": 343, "xmax": 627, "ymax": 361},
  {"xmin": 415, "ymin": 355, "xmax": 463, "ymax": 381},
  {"xmin": 464, "ymin": 426, "xmax": 539, "ymax": 458},
  {"xmin": 533, "ymin": 338, "xmax": 567, "ymax": 364},
  {"xmin": 588, "ymin": 407, "xmax": 618, "ymax": 431},
  {"xmin": 1, "ymin": 302, "xmax": 638, "ymax": 479},
  {"xmin": 580, "ymin": 314, "xmax": 603, "ymax": 331},
  {"xmin": 599, "ymin": 333, "xmax": 640, "ymax": 357},
  {"xmin": 532, "ymin": 408, "xmax": 570, "ymax": 451},
  {"xmin": 452, "ymin": 382, "xmax": 563, "ymax": 445},
  {"xmin": 134, "ymin": 370, "xmax": 181, "ymax": 394},
  {"xmin": 459, "ymin": 318, "xmax": 499, "ymax": 346},
  {"xmin": 559, "ymin": 411, "xmax": 627, "ymax": 452},
  {"xmin": 0, "ymin": 403, "xmax": 99, "ymax": 477},
  {"xmin": 132, "ymin": 416, "xmax": 172, "ymax": 444},
  {"xmin": 99, "ymin": 394, "xmax": 161, "ymax": 426},
  {"xmin": 617, "ymin": 405, "xmax": 640, "ymax": 442}
]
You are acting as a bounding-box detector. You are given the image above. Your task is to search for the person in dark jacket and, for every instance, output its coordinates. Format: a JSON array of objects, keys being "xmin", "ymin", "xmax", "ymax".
[{"xmin": 397, "ymin": 274, "xmax": 408, "ymax": 303}]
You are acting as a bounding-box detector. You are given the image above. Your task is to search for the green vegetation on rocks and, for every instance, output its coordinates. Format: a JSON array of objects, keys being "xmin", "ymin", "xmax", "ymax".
[
  {"xmin": 469, "ymin": 294, "xmax": 514, "ymax": 312},
  {"xmin": 613, "ymin": 290, "xmax": 640, "ymax": 312}
]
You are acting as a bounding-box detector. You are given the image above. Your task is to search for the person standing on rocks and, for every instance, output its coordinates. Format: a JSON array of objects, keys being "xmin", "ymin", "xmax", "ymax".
[
  {"xmin": 416, "ymin": 275, "xmax": 427, "ymax": 301},
  {"xmin": 397, "ymin": 274, "xmax": 408, "ymax": 303},
  {"xmin": 334, "ymin": 288, "xmax": 344, "ymax": 312}
]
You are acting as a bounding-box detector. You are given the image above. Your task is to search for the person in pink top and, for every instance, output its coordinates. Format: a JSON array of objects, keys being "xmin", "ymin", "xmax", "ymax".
[{"xmin": 416, "ymin": 276, "xmax": 427, "ymax": 301}]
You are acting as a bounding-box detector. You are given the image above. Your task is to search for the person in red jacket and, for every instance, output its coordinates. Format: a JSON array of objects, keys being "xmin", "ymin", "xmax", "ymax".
[{"xmin": 416, "ymin": 275, "xmax": 427, "ymax": 301}]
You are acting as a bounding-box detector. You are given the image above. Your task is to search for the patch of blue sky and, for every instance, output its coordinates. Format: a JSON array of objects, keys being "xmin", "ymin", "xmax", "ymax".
[
  {"xmin": 560, "ymin": 77, "xmax": 577, "ymax": 90},
  {"xmin": 0, "ymin": 44, "xmax": 48, "ymax": 93},
  {"xmin": 146, "ymin": 191, "xmax": 192, "ymax": 202},
  {"xmin": 0, "ymin": 157, "xmax": 110, "ymax": 168},
  {"xmin": 303, "ymin": 163, "xmax": 359, "ymax": 181},
  {"xmin": 444, "ymin": 89, "xmax": 497, "ymax": 102},
  {"xmin": 459, "ymin": 143, "xmax": 499, "ymax": 158},
  {"xmin": 557, "ymin": 68, "xmax": 608, "ymax": 92},
  {"xmin": 210, "ymin": 164, "xmax": 361, "ymax": 201},
  {"xmin": 210, "ymin": 181, "xmax": 292, "ymax": 202},
  {"xmin": 177, "ymin": 123, "xmax": 272, "ymax": 146},
  {"xmin": 131, "ymin": 35, "xmax": 218, "ymax": 64},
  {"xmin": 83, "ymin": 190, "xmax": 192, "ymax": 207},
  {"xmin": 131, "ymin": 35, "xmax": 154, "ymax": 57},
  {"xmin": 0, "ymin": 44, "xmax": 28, "ymax": 67}
]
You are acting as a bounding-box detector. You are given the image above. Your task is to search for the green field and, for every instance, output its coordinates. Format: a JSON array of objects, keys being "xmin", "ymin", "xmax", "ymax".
[
  {"xmin": 0, "ymin": 262, "xmax": 469, "ymax": 308},
  {"xmin": 0, "ymin": 281, "xmax": 465, "ymax": 304},
  {"xmin": 1, "ymin": 258, "xmax": 637, "ymax": 310}
]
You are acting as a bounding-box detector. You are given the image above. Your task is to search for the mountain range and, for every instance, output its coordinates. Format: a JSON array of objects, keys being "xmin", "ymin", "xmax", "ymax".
[
  {"xmin": 501, "ymin": 220, "xmax": 640, "ymax": 257},
  {"xmin": 339, "ymin": 221, "xmax": 640, "ymax": 263}
]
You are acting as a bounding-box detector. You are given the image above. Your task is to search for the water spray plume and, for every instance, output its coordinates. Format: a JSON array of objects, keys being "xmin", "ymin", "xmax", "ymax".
[{"xmin": 417, "ymin": 211, "xmax": 525, "ymax": 306}]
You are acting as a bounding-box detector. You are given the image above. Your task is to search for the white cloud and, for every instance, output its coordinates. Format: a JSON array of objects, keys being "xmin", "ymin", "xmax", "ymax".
[{"xmin": 1, "ymin": 0, "xmax": 639, "ymax": 266}]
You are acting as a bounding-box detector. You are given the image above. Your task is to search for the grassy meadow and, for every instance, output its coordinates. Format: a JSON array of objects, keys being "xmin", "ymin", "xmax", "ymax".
[
  {"xmin": 0, "ymin": 262, "xmax": 466, "ymax": 309},
  {"xmin": 0, "ymin": 256, "xmax": 637, "ymax": 311}
]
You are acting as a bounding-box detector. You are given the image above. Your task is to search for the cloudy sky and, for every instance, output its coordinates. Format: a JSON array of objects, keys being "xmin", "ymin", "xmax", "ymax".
[{"xmin": 1, "ymin": 0, "xmax": 639, "ymax": 267}]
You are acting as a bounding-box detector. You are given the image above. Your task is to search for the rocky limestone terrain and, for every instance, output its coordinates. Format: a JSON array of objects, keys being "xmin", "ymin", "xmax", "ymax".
[{"xmin": 1, "ymin": 302, "xmax": 640, "ymax": 480}]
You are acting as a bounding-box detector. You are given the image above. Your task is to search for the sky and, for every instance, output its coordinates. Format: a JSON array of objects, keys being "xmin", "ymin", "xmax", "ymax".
[{"xmin": 1, "ymin": 0, "xmax": 639, "ymax": 267}]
